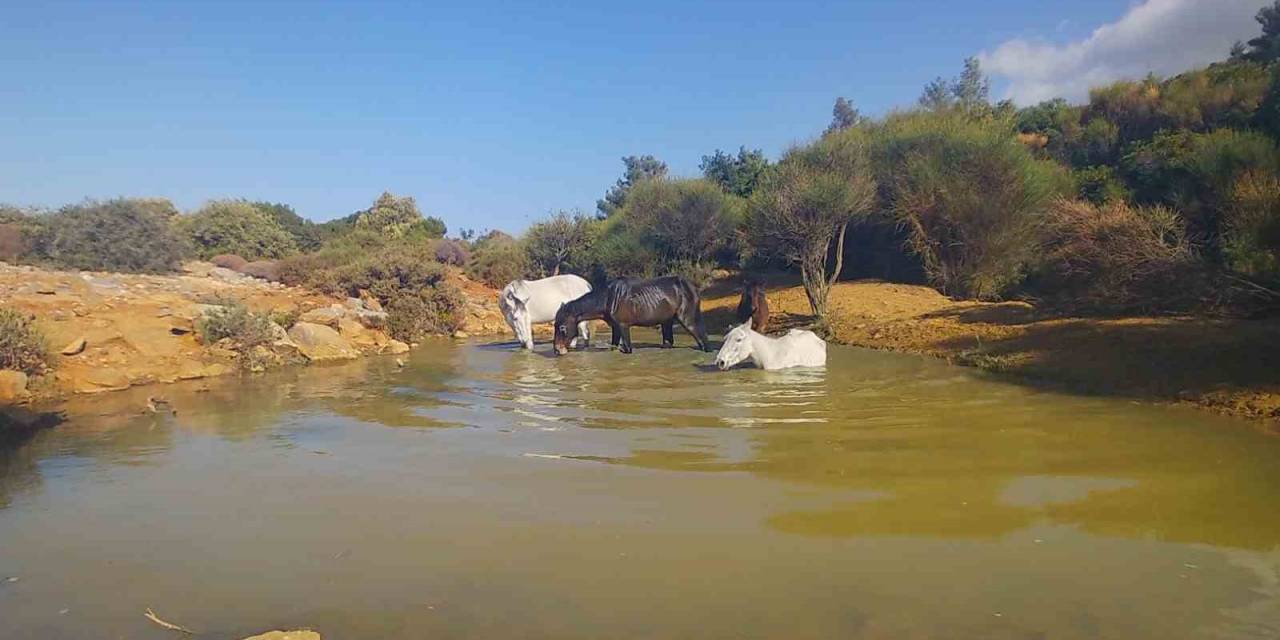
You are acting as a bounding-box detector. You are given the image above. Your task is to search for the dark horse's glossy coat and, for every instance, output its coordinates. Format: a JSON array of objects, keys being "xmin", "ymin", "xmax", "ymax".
[
  {"xmin": 736, "ymin": 278, "xmax": 769, "ymax": 332},
  {"xmin": 554, "ymin": 276, "xmax": 710, "ymax": 354}
]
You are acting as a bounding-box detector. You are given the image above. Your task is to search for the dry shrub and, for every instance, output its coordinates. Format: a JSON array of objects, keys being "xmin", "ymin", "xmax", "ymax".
[
  {"xmin": 240, "ymin": 260, "xmax": 282, "ymax": 282},
  {"xmin": 433, "ymin": 239, "xmax": 471, "ymax": 266},
  {"xmin": 1039, "ymin": 199, "xmax": 1206, "ymax": 313},
  {"xmin": 0, "ymin": 307, "xmax": 50, "ymax": 376},
  {"xmin": 211, "ymin": 254, "xmax": 248, "ymax": 270},
  {"xmin": 0, "ymin": 224, "xmax": 27, "ymax": 262}
]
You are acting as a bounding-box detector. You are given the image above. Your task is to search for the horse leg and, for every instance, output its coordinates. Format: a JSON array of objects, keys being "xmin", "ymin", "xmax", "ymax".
[
  {"xmin": 679, "ymin": 306, "xmax": 710, "ymax": 352},
  {"xmin": 660, "ymin": 320, "xmax": 674, "ymax": 348},
  {"xmin": 618, "ymin": 324, "xmax": 633, "ymax": 354},
  {"xmin": 573, "ymin": 320, "xmax": 591, "ymax": 348},
  {"xmin": 607, "ymin": 318, "xmax": 623, "ymax": 349}
]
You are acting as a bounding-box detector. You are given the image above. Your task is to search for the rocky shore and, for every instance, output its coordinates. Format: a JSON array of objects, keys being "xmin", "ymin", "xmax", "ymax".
[{"xmin": 0, "ymin": 261, "xmax": 508, "ymax": 405}]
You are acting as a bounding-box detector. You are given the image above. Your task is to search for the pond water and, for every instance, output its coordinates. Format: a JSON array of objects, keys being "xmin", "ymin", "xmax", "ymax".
[{"xmin": 1, "ymin": 333, "xmax": 1279, "ymax": 639}]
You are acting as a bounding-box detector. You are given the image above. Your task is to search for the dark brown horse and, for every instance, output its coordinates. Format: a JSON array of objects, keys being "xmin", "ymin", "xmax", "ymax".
[
  {"xmin": 736, "ymin": 278, "xmax": 769, "ymax": 332},
  {"xmin": 554, "ymin": 276, "xmax": 710, "ymax": 354}
]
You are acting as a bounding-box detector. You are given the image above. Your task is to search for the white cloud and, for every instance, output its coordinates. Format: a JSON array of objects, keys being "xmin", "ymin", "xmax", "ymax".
[{"xmin": 979, "ymin": 0, "xmax": 1270, "ymax": 105}]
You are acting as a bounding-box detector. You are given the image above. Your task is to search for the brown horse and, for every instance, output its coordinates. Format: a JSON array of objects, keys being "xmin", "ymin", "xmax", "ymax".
[
  {"xmin": 554, "ymin": 276, "xmax": 710, "ymax": 354},
  {"xmin": 736, "ymin": 278, "xmax": 769, "ymax": 332}
]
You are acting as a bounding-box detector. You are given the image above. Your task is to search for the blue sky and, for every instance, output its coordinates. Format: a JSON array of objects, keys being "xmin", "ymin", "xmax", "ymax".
[{"xmin": 0, "ymin": 0, "xmax": 1258, "ymax": 232}]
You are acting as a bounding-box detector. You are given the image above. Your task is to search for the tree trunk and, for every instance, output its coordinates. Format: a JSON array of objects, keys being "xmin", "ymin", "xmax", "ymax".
[
  {"xmin": 552, "ymin": 263, "xmax": 561, "ymax": 276},
  {"xmin": 801, "ymin": 252, "xmax": 829, "ymax": 320},
  {"xmin": 828, "ymin": 220, "xmax": 850, "ymax": 289}
]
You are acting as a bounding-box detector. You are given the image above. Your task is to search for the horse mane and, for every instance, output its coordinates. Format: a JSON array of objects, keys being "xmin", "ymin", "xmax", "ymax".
[{"xmin": 557, "ymin": 286, "xmax": 608, "ymax": 322}]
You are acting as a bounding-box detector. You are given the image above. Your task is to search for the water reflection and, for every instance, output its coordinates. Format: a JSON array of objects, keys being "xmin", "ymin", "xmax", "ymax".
[{"xmin": 2, "ymin": 338, "xmax": 1280, "ymax": 639}]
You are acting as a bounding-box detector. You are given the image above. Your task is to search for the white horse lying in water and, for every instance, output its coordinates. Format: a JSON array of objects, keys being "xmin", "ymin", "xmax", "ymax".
[
  {"xmin": 499, "ymin": 274, "xmax": 593, "ymax": 350},
  {"xmin": 715, "ymin": 323, "xmax": 826, "ymax": 370}
]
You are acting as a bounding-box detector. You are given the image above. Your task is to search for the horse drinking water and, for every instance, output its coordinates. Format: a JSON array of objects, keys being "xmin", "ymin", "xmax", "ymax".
[
  {"xmin": 715, "ymin": 323, "xmax": 827, "ymax": 370},
  {"xmin": 499, "ymin": 274, "xmax": 593, "ymax": 350},
  {"xmin": 554, "ymin": 276, "xmax": 710, "ymax": 355}
]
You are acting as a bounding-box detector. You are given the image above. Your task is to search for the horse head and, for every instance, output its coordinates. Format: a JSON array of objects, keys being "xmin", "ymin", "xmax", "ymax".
[
  {"xmin": 552, "ymin": 303, "xmax": 579, "ymax": 356},
  {"xmin": 715, "ymin": 323, "xmax": 754, "ymax": 370},
  {"xmin": 500, "ymin": 280, "xmax": 534, "ymax": 344}
]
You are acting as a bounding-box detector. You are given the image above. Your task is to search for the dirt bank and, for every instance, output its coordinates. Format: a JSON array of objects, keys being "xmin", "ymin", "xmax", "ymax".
[
  {"xmin": 0, "ymin": 262, "xmax": 507, "ymax": 405},
  {"xmin": 703, "ymin": 276, "xmax": 1280, "ymax": 429}
]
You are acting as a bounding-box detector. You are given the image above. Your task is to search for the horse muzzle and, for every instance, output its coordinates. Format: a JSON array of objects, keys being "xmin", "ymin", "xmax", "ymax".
[
  {"xmin": 554, "ymin": 344, "xmax": 569, "ymax": 356},
  {"xmin": 716, "ymin": 358, "xmax": 728, "ymax": 370}
]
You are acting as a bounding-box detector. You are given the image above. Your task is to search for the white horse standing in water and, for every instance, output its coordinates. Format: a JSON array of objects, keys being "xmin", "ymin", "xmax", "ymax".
[
  {"xmin": 715, "ymin": 323, "xmax": 827, "ymax": 370},
  {"xmin": 499, "ymin": 275, "xmax": 593, "ymax": 350}
]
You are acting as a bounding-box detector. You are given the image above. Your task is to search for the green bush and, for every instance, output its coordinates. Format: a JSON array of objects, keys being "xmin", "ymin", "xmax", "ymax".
[
  {"xmin": 0, "ymin": 307, "xmax": 50, "ymax": 376},
  {"xmin": 1123, "ymin": 128, "xmax": 1280, "ymax": 259},
  {"xmin": 466, "ymin": 233, "xmax": 530, "ymax": 287},
  {"xmin": 322, "ymin": 243, "xmax": 465, "ymax": 340},
  {"xmin": 1074, "ymin": 165, "xmax": 1132, "ymax": 205},
  {"xmin": 44, "ymin": 199, "xmax": 186, "ymax": 273},
  {"xmin": 1224, "ymin": 171, "xmax": 1280, "ymax": 283},
  {"xmin": 176, "ymin": 200, "xmax": 299, "ymax": 260},
  {"xmin": 252, "ymin": 201, "xmax": 322, "ymax": 252},
  {"xmin": 196, "ymin": 300, "xmax": 279, "ymax": 371},
  {"xmin": 875, "ymin": 110, "xmax": 1072, "ymax": 299}
]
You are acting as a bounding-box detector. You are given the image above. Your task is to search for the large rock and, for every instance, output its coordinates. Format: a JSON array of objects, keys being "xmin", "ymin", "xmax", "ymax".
[
  {"xmin": 287, "ymin": 322, "xmax": 359, "ymax": 362},
  {"xmin": 385, "ymin": 339, "xmax": 410, "ymax": 355},
  {"xmin": 336, "ymin": 317, "xmax": 388, "ymax": 352},
  {"xmin": 298, "ymin": 306, "xmax": 345, "ymax": 328},
  {"xmin": 0, "ymin": 370, "xmax": 29, "ymax": 404}
]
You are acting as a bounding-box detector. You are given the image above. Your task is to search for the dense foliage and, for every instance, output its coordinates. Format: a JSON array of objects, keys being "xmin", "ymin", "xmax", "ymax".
[
  {"xmin": 176, "ymin": 200, "xmax": 299, "ymax": 261},
  {"xmin": 44, "ymin": 199, "xmax": 187, "ymax": 273}
]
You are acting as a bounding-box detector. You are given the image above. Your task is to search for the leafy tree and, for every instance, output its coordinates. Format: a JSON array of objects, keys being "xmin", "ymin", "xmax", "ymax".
[
  {"xmin": 176, "ymin": 200, "xmax": 299, "ymax": 260},
  {"xmin": 827, "ymin": 97, "xmax": 865, "ymax": 133},
  {"xmin": 47, "ymin": 199, "xmax": 187, "ymax": 273},
  {"xmin": 918, "ymin": 57, "xmax": 992, "ymax": 117},
  {"xmin": 748, "ymin": 129, "xmax": 878, "ymax": 318},
  {"xmin": 617, "ymin": 178, "xmax": 744, "ymax": 271},
  {"xmin": 1243, "ymin": 1, "xmax": 1280, "ymax": 63},
  {"xmin": 596, "ymin": 155, "xmax": 668, "ymax": 217},
  {"xmin": 524, "ymin": 210, "xmax": 598, "ymax": 276},
  {"xmin": 700, "ymin": 147, "xmax": 771, "ymax": 197},
  {"xmin": 354, "ymin": 191, "xmax": 444, "ymax": 238}
]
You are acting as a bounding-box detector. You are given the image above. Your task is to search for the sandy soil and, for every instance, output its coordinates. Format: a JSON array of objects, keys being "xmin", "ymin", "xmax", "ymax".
[{"xmin": 702, "ymin": 276, "xmax": 1280, "ymax": 430}]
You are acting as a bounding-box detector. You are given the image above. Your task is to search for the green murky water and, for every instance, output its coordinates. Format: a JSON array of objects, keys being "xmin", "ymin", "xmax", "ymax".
[{"xmin": 1, "ymin": 333, "xmax": 1278, "ymax": 639}]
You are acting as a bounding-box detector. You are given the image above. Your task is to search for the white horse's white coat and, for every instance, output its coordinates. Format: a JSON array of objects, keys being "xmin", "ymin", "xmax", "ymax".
[
  {"xmin": 715, "ymin": 323, "xmax": 827, "ymax": 370},
  {"xmin": 499, "ymin": 275, "xmax": 593, "ymax": 350}
]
